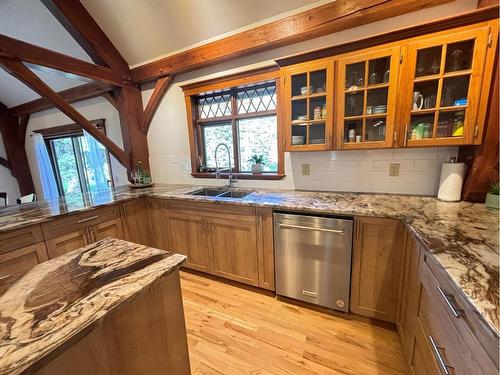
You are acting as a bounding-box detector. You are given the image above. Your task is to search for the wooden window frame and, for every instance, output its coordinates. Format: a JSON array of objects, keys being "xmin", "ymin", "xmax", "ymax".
[{"xmin": 182, "ymin": 67, "xmax": 285, "ymax": 180}]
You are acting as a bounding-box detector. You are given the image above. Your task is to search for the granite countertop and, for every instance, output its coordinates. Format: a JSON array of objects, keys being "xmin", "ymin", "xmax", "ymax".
[
  {"xmin": 0, "ymin": 183, "xmax": 498, "ymax": 337},
  {"xmin": 0, "ymin": 238, "xmax": 186, "ymax": 375}
]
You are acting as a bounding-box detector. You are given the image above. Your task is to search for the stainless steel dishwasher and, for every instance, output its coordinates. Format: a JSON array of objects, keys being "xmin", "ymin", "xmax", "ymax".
[{"xmin": 274, "ymin": 212, "xmax": 353, "ymax": 312}]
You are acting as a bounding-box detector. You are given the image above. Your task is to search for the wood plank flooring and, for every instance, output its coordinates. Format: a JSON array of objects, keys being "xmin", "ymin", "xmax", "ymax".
[{"xmin": 180, "ymin": 271, "xmax": 409, "ymax": 375}]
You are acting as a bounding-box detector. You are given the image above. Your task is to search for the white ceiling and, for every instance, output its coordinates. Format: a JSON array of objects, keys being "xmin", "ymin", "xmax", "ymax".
[
  {"xmin": 0, "ymin": 0, "xmax": 91, "ymax": 108},
  {"xmin": 0, "ymin": 0, "xmax": 327, "ymax": 108},
  {"xmin": 80, "ymin": 0, "xmax": 328, "ymax": 67}
]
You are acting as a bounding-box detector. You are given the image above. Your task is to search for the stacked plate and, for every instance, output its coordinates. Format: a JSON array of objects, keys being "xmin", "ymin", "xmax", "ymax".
[
  {"xmin": 292, "ymin": 136, "xmax": 305, "ymax": 145},
  {"xmin": 310, "ymin": 138, "xmax": 325, "ymax": 144},
  {"xmin": 372, "ymin": 105, "xmax": 387, "ymax": 114}
]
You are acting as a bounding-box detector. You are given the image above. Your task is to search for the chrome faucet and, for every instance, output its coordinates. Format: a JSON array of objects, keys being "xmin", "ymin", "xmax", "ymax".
[{"xmin": 214, "ymin": 143, "xmax": 237, "ymax": 188}]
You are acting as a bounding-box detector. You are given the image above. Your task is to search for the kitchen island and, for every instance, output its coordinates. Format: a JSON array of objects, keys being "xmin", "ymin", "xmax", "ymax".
[{"xmin": 0, "ymin": 237, "xmax": 190, "ymax": 375}]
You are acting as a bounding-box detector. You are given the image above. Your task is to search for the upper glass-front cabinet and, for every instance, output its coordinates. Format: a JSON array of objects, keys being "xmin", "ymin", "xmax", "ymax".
[
  {"xmin": 282, "ymin": 59, "xmax": 334, "ymax": 151},
  {"xmin": 336, "ymin": 46, "xmax": 401, "ymax": 149},
  {"xmin": 401, "ymin": 27, "xmax": 490, "ymax": 146}
]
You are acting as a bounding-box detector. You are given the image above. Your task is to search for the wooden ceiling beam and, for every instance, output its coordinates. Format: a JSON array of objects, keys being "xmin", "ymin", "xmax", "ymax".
[
  {"xmin": 0, "ymin": 156, "xmax": 10, "ymax": 170},
  {"xmin": 276, "ymin": 4, "xmax": 500, "ymax": 66},
  {"xmin": 0, "ymin": 56, "xmax": 131, "ymax": 169},
  {"xmin": 0, "ymin": 34, "xmax": 129, "ymax": 86},
  {"xmin": 9, "ymin": 83, "xmax": 114, "ymax": 117},
  {"xmin": 141, "ymin": 75, "xmax": 174, "ymax": 134},
  {"xmin": 130, "ymin": 0, "xmax": 453, "ymax": 83},
  {"xmin": 41, "ymin": 0, "xmax": 129, "ymax": 74},
  {"xmin": 18, "ymin": 114, "xmax": 29, "ymax": 143}
]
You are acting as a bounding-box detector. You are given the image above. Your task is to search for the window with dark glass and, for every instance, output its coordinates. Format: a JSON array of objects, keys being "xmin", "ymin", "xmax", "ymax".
[{"xmin": 194, "ymin": 81, "xmax": 279, "ymax": 174}]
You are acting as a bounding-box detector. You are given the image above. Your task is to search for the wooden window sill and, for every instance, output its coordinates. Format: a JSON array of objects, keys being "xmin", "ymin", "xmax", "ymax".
[{"xmin": 191, "ymin": 172, "xmax": 285, "ymax": 180}]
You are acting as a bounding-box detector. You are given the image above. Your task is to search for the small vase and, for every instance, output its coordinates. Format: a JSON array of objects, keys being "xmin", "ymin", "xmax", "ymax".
[
  {"xmin": 251, "ymin": 164, "xmax": 263, "ymax": 174},
  {"xmin": 485, "ymin": 193, "xmax": 499, "ymax": 209}
]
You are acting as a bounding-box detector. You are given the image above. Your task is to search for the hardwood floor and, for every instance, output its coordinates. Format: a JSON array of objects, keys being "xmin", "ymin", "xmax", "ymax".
[{"xmin": 180, "ymin": 271, "xmax": 409, "ymax": 375}]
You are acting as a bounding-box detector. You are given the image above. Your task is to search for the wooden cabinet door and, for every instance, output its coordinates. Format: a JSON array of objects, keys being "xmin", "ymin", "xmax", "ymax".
[
  {"xmin": 208, "ymin": 218, "xmax": 259, "ymax": 286},
  {"xmin": 256, "ymin": 207, "xmax": 275, "ymax": 291},
  {"xmin": 399, "ymin": 25, "xmax": 491, "ymax": 147},
  {"xmin": 0, "ymin": 242, "xmax": 49, "ymax": 282},
  {"xmin": 121, "ymin": 199, "xmax": 149, "ymax": 245},
  {"xmin": 336, "ymin": 45, "xmax": 401, "ymax": 149},
  {"xmin": 147, "ymin": 199, "xmax": 169, "ymax": 250},
  {"xmin": 282, "ymin": 58, "xmax": 334, "ymax": 151},
  {"xmin": 167, "ymin": 212, "xmax": 210, "ymax": 272},
  {"xmin": 350, "ymin": 216, "xmax": 405, "ymax": 323},
  {"xmin": 398, "ymin": 233, "xmax": 423, "ymax": 361},
  {"xmin": 93, "ymin": 218, "xmax": 124, "ymax": 242},
  {"xmin": 46, "ymin": 229, "xmax": 87, "ymax": 259}
]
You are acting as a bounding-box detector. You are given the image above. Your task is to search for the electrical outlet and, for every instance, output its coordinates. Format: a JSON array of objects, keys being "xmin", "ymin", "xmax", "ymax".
[
  {"xmin": 301, "ymin": 163, "xmax": 310, "ymax": 176},
  {"xmin": 389, "ymin": 163, "xmax": 400, "ymax": 176}
]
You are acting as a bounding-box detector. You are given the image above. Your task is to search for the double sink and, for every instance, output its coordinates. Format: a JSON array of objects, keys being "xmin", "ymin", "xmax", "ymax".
[{"xmin": 188, "ymin": 188, "xmax": 253, "ymax": 199}]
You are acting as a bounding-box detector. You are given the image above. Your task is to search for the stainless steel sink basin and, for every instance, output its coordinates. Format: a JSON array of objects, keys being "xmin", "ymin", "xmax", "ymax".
[
  {"xmin": 218, "ymin": 190, "xmax": 252, "ymax": 199},
  {"xmin": 187, "ymin": 188, "xmax": 253, "ymax": 199},
  {"xmin": 188, "ymin": 188, "xmax": 226, "ymax": 197}
]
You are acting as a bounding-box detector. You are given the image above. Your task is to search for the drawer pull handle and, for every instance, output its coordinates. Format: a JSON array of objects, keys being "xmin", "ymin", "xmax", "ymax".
[
  {"xmin": 277, "ymin": 223, "xmax": 344, "ymax": 234},
  {"xmin": 77, "ymin": 215, "xmax": 99, "ymax": 224},
  {"xmin": 429, "ymin": 335, "xmax": 452, "ymax": 375},
  {"xmin": 437, "ymin": 285, "xmax": 463, "ymax": 318}
]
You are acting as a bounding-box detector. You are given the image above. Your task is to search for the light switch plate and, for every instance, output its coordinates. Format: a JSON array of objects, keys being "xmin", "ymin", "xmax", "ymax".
[
  {"xmin": 301, "ymin": 163, "xmax": 310, "ymax": 176},
  {"xmin": 389, "ymin": 163, "xmax": 400, "ymax": 176}
]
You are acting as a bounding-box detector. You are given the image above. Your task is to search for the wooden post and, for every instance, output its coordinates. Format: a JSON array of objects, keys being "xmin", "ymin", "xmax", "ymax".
[
  {"xmin": 115, "ymin": 86, "xmax": 150, "ymax": 173},
  {"xmin": 0, "ymin": 103, "xmax": 35, "ymax": 195}
]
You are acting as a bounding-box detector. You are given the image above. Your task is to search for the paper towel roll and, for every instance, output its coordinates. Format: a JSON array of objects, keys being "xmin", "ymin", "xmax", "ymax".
[{"xmin": 437, "ymin": 162, "xmax": 465, "ymax": 201}]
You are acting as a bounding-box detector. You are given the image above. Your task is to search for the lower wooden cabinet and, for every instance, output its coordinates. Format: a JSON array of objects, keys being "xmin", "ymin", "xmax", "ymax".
[
  {"xmin": 0, "ymin": 242, "xmax": 49, "ymax": 282},
  {"xmin": 350, "ymin": 216, "xmax": 405, "ymax": 323},
  {"xmin": 93, "ymin": 218, "xmax": 124, "ymax": 242},
  {"xmin": 209, "ymin": 217, "xmax": 259, "ymax": 286},
  {"xmin": 399, "ymin": 233, "xmax": 498, "ymax": 375},
  {"xmin": 147, "ymin": 199, "xmax": 274, "ymax": 290},
  {"xmin": 166, "ymin": 211, "xmax": 210, "ymax": 272},
  {"xmin": 121, "ymin": 199, "xmax": 149, "ymax": 245},
  {"xmin": 45, "ymin": 229, "xmax": 87, "ymax": 259},
  {"xmin": 398, "ymin": 233, "xmax": 422, "ymax": 361},
  {"xmin": 46, "ymin": 219, "xmax": 124, "ymax": 259}
]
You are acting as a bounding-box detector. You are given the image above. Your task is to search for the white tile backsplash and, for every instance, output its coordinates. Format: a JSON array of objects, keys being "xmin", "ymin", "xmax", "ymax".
[{"xmin": 290, "ymin": 147, "xmax": 457, "ymax": 196}]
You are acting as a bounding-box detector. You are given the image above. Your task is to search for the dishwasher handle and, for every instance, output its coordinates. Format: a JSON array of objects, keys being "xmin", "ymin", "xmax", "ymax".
[{"xmin": 277, "ymin": 222, "xmax": 344, "ymax": 234}]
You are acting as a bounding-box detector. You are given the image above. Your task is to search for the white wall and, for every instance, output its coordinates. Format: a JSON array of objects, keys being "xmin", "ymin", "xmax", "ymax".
[
  {"xmin": 27, "ymin": 97, "xmax": 128, "ymax": 198},
  {"xmin": 0, "ymin": 133, "xmax": 21, "ymax": 204},
  {"xmin": 144, "ymin": 0, "xmax": 474, "ymax": 195}
]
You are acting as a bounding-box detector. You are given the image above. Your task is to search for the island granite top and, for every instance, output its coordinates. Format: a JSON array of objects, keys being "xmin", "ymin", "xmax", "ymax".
[
  {"xmin": 0, "ymin": 237, "xmax": 186, "ymax": 375},
  {"xmin": 0, "ymin": 183, "xmax": 498, "ymax": 337}
]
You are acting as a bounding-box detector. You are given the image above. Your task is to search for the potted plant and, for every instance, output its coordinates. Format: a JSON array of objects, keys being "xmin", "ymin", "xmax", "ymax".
[
  {"xmin": 485, "ymin": 182, "xmax": 499, "ymax": 209},
  {"xmin": 249, "ymin": 154, "xmax": 265, "ymax": 174}
]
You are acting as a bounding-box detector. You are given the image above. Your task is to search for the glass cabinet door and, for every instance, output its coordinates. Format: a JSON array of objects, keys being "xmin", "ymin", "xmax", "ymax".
[
  {"xmin": 336, "ymin": 46, "xmax": 401, "ymax": 149},
  {"xmin": 284, "ymin": 60, "xmax": 333, "ymax": 151},
  {"xmin": 402, "ymin": 27, "xmax": 490, "ymax": 146}
]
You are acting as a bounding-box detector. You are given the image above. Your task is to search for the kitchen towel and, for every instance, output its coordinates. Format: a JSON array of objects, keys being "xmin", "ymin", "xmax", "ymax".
[{"xmin": 437, "ymin": 161, "xmax": 465, "ymax": 202}]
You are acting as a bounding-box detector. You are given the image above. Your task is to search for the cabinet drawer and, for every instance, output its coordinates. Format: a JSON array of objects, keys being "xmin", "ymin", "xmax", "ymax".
[
  {"xmin": 0, "ymin": 225, "xmax": 44, "ymax": 255},
  {"xmin": 42, "ymin": 205, "xmax": 121, "ymax": 240},
  {"xmin": 423, "ymin": 253, "xmax": 498, "ymax": 374},
  {"xmin": 417, "ymin": 260, "xmax": 482, "ymax": 375},
  {"xmin": 165, "ymin": 200, "xmax": 256, "ymax": 223}
]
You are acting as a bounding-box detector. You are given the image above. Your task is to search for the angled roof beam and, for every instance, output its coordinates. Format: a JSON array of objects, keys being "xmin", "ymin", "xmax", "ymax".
[
  {"xmin": 0, "ymin": 156, "xmax": 9, "ymax": 169},
  {"xmin": 10, "ymin": 83, "xmax": 114, "ymax": 117},
  {"xmin": 141, "ymin": 75, "xmax": 174, "ymax": 134},
  {"xmin": 41, "ymin": 0, "xmax": 129, "ymax": 74},
  {"xmin": 0, "ymin": 34, "xmax": 129, "ymax": 86},
  {"xmin": 130, "ymin": 0, "xmax": 453, "ymax": 83},
  {"xmin": 0, "ymin": 57, "xmax": 131, "ymax": 169}
]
